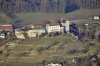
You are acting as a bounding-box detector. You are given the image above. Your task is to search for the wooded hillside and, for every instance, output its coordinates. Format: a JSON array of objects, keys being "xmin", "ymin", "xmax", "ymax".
[{"xmin": 0, "ymin": 0, "xmax": 100, "ymax": 13}]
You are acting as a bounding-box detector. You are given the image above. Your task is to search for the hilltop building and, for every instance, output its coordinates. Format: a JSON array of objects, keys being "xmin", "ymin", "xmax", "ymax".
[
  {"xmin": 0, "ymin": 24, "xmax": 13, "ymax": 39},
  {"xmin": 14, "ymin": 18, "xmax": 70, "ymax": 39},
  {"xmin": 60, "ymin": 18, "xmax": 70, "ymax": 33},
  {"xmin": 45, "ymin": 18, "xmax": 70, "ymax": 34},
  {"xmin": 0, "ymin": 24, "xmax": 13, "ymax": 32},
  {"xmin": 27, "ymin": 29, "xmax": 45, "ymax": 38},
  {"xmin": 45, "ymin": 24, "xmax": 61, "ymax": 33}
]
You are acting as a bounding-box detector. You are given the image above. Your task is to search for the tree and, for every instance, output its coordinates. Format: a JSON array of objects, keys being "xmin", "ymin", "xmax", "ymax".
[{"xmin": 0, "ymin": 0, "xmax": 100, "ymax": 13}]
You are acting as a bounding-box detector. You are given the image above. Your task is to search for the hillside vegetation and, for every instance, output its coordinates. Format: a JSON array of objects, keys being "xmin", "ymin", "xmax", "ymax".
[
  {"xmin": 0, "ymin": 34, "xmax": 100, "ymax": 66},
  {"xmin": 0, "ymin": 0, "xmax": 100, "ymax": 13},
  {"xmin": 0, "ymin": 11, "xmax": 11, "ymax": 24},
  {"xmin": 16, "ymin": 9, "xmax": 100, "ymax": 20}
]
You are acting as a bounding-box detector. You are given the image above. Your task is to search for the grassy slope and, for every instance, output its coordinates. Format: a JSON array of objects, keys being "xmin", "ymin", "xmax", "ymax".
[
  {"xmin": 16, "ymin": 9, "xmax": 100, "ymax": 20},
  {"xmin": 0, "ymin": 9, "xmax": 99, "ymax": 24},
  {"xmin": 0, "ymin": 9, "xmax": 100, "ymax": 65},
  {"xmin": 0, "ymin": 11, "xmax": 11, "ymax": 24},
  {"xmin": 0, "ymin": 34, "xmax": 100, "ymax": 63},
  {"xmin": 0, "ymin": 16, "xmax": 8, "ymax": 24}
]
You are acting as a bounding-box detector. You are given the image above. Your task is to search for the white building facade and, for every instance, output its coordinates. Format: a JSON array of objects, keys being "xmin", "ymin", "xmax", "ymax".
[
  {"xmin": 46, "ymin": 24, "xmax": 61, "ymax": 33},
  {"xmin": 94, "ymin": 16, "xmax": 100, "ymax": 20},
  {"xmin": 45, "ymin": 19, "xmax": 70, "ymax": 33},
  {"xmin": 63, "ymin": 20, "xmax": 70, "ymax": 33},
  {"xmin": 27, "ymin": 29, "xmax": 45, "ymax": 38},
  {"xmin": 46, "ymin": 63, "xmax": 62, "ymax": 66},
  {"xmin": 15, "ymin": 29, "xmax": 25, "ymax": 39}
]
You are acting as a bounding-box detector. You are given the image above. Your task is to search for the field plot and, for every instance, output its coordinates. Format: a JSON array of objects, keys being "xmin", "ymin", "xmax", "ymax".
[{"xmin": 0, "ymin": 34, "xmax": 100, "ymax": 64}]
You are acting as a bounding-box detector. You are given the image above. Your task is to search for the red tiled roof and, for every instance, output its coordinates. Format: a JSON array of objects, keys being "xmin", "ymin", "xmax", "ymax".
[{"xmin": 0, "ymin": 25, "xmax": 13, "ymax": 32}]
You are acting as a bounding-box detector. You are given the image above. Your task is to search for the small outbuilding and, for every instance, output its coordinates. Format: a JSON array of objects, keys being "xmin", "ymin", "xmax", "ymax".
[
  {"xmin": 46, "ymin": 63, "xmax": 62, "ymax": 66},
  {"xmin": 93, "ymin": 16, "xmax": 100, "ymax": 20}
]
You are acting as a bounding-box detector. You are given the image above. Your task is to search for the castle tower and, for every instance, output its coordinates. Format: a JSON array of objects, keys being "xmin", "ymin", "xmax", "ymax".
[
  {"xmin": 63, "ymin": 19, "xmax": 70, "ymax": 33},
  {"xmin": 45, "ymin": 24, "xmax": 49, "ymax": 34}
]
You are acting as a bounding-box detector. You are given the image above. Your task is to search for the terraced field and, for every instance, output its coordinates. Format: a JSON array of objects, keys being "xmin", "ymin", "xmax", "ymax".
[{"xmin": 0, "ymin": 34, "xmax": 100, "ymax": 66}]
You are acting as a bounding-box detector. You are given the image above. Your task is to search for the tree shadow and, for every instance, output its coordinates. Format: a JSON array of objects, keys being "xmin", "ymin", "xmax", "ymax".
[{"xmin": 65, "ymin": 4, "xmax": 80, "ymax": 13}]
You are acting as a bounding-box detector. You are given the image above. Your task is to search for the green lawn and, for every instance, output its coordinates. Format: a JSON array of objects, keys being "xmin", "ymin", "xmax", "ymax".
[
  {"xmin": 16, "ymin": 9, "xmax": 100, "ymax": 19},
  {"xmin": 0, "ymin": 17, "xmax": 8, "ymax": 24},
  {"xmin": 0, "ymin": 14, "xmax": 11, "ymax": 24}
]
